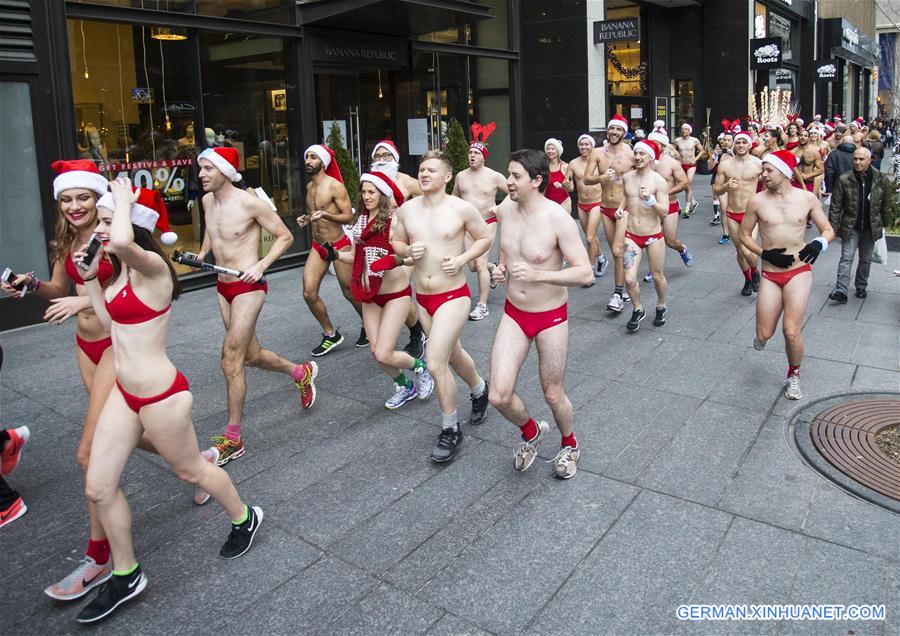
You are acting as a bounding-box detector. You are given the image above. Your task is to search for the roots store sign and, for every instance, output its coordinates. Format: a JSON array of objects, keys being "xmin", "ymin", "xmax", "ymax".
[{"xmin": 750, "ymin": 37, "xmax": 783, "ymax": 69}]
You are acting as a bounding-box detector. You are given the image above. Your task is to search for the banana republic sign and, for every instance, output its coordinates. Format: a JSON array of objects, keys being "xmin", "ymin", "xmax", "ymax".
[
  {"xmin": 593, "ymin": 17, "xmax": 640, "ymax": 44},
  {"xmin": 310, "ymin": 36, "xmax": 408, "ymax": 68}
]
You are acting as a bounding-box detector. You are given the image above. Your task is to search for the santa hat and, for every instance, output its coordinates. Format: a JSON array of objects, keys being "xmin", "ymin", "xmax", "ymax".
[
  {"xmin": 795, "ymin": 118, "xmax": 804, "ymax": 127},
  {"xmin": 814, "ymin": 114, "xmax": 822, "ymax": 121},
  {"xmin": 52, "ymin": 159, "xmax": 109, "ymax": 200},
  {"xmin": 824, "ymin": 122, "xmax": 835, "ymax": 132},
  {"xmin": 648, "ymin": 130, "xmax": 669, "ymax": 146},
  {"xmin": 544, "ymin": 138, "xmax": 563, "ymax": 156},
  {"xmin": 833, "ymin": 114, "xmax": 842, "ymax": 121},
  {"xmin": 607, "ymin": 114, "xmax": 628, "ymax": 131},
  {"xmin": 98, "ymin": 187, "xmax": 178, "ymax": 245},
  {"xmin": 762, "ymin": 150, "xmax": 797, "ymax": 178},
  {"xmin": 577, "ymin": 133, "xmax": 596, "ymax": 147},
  {"xmin": 634, "ymin": 129, "xmax": 646, "ymax": 139},
  {"xmin": 371, "ymin": 140, "xmax": 400, "ymax": 162},
  {"xmin": 681, "ymin": 122, "xmax": 693, "ymax": 133},
  {"xmin": 360, "ymin": 171, "xmax": 405, "ymax": 206},
  {"xmin": 469, "ymin": 142, "xmax": 488, "ymax": 158},
  {"xmin": 733, "ymin": 131, "xmax": 753, "ymax": 145},
  {"xmin": 305, "ymin": 144, "xmax": 343, "ymax": 183},
  {"xmin": 809, "ymin": 126, "xmax": 823, "ymax": 137},
  {"xmin": 197, "ymin": 147, "xmax": 242, "ymax": 183},
  {"xmin": 653, "ymin": 119, "xmax": 666, "ymax": 129},
  {"xmin": 633, "ymin": 140, "xmax": 660, "ymax": 161},
  {"xmin": 717, "ymin": 133, "xmax": 725, "ymax": 140}
]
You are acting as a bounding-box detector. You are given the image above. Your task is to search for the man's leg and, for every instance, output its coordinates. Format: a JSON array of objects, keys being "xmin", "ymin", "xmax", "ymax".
[
  {"xmin": 833, "ymin": 232, "xmax": 858, "ymax": 295},
  {"xmin": 646, "ymin": 239, "xmax": 668, "ymax": 309},
  {"xmin": 332, "ymin": 259, "xmax": 363, "ymax": 318},
  {"xmin": 536, "ymin": 322, "xmax": 580, "ymax": 478},
  {"xmin": 219, "ymin": 292, "xmax": 265, "ymax": 437},
  {"xmin": 854, "ymin": 231, "xmax": 875, "ymax": 294},
  {"xmin": 487, "ymin": 315, "xmax": 532, "ymax": 426},
  {"xmin": 726, "ymin": 217, "xmax": 756, "ymax": 294},
  {"xmin": 584, "ymin": 206, "xmax": 603, "ymax": 272},
  {"xmin": 302, "ymin": 251, "xmax": 336, "ymax": 335},
  {"xmin": 662, "ymin": 211, "xmax": 686, "ymax": 254},
  {"xmin": 684, "ymin": 167, "xmax": 697, "ymax": 213},
  {"xmin": 603, "ymin": 215, "xmax": 628, "ymax": 310},
  {"xmin": 623, "ymin": 238, "xmax": 643, "ymax": 310},
  {"xmin": 781, "ymin": 272, "xmax": 813, "ymax": 399}
]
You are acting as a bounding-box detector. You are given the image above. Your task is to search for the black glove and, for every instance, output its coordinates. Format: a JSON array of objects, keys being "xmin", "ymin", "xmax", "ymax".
[
  {"xmin": 798, "ymin": 239, "xmax": 824, "ymax": 264},
  {"xmin": 322, "ymin": 242, "xmax": 338, "ymax": 263},
  {"xmin": 761, "ymin": 248, "xmax": 795, "ymax": 269}
]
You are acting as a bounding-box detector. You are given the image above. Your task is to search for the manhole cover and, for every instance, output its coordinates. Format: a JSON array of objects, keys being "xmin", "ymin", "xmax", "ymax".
[{"xmin": 809, "ymin": 399, "xmax": 900, "ymax": 501}]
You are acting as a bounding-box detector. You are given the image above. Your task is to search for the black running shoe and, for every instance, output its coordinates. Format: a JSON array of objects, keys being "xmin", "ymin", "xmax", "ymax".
[
  {"xmin": 404, "ymin": 331, "xmax": 425, "ymax": 359},
  {"xmin": 741, "ymin": 280, "xmax": 752, "ymax": 296},
  {"xmin": 469, "ymin": 380, "xmax": 489, "ymax": 426},
  {"xmin": 653, "ymin": 306, "xmax": 667, "ymax": 327},
  {"xmin": 75, "ymin": 565, "xmax": 147, "ymax": 624},
  {"xmin": 355, "ymin": 327, "xmax": 369, "ymax": 348},
  {"xmin": 219, "ymin": 505, "xmax": 264, "ymax": 559},
  {"xmin": 431, "ymin": 426, "xmax": 463, "ymax": 463},
  {"xmin": 626, "ymin": 308, "xmax": 645, "ymax": 332},
  {"xmin": 312, "ymin": 331, "xmax": 343, "ymax": 357},
  {"xmin": 751, "ymin": 271, "xmax": 760, "ymax": 293}
]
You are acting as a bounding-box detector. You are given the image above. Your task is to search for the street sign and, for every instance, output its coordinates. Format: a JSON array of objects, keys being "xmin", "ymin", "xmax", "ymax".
[
  {"xmin": 750, "ymin": 37, "xmax": 782, "ymax": 69},
  {"xmin": 593, "ymin": 18, "xmax": 640, "ymax": 45}
]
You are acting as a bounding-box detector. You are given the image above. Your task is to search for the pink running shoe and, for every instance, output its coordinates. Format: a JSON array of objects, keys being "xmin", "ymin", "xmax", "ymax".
[
  {"xmin": 44, "ymin": 556, "xmax": 112, "ymax": 601},
  {"xmin": 1, "ymin": 426, "xmax": 30, "ymax": 476}
]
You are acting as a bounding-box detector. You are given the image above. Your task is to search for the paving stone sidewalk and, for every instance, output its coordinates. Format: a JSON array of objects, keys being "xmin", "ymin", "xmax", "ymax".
[{"xmin": 1, "ymin": 179, "xmax": 898, "ymax": 635}]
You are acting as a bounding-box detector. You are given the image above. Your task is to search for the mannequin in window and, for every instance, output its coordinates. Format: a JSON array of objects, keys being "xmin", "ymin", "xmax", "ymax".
[
  {"xmin": 80, "ymin": 124, "xmax": 109, "ymax": 165},
  {"xmin": 205, "ymin": 127, "xmax": 217, "ymax": 148},
  {"xmin": 177, "ymin": 122, "xmax": 196, "ymax": 149}
]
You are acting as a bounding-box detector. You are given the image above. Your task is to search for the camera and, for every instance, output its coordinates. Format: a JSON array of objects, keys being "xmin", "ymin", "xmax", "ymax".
[
  {"xmin": 2, "ymin": 267, "xmax": 26, "ymax": 292},
  {"xmin": 77, "ymin": 234, "xmax": 103, "ymax": 271}
]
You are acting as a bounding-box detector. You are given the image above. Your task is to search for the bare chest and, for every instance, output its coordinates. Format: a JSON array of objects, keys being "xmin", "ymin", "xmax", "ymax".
[
  {"xmin": 605, "ymin": 151, "xmax": 632, "ymax": 175},
  {"xmin": 405, "ymin": 210, "xmax": 464, "ymax": 244},
  {"xmin": 501, "ymin": 223, "xmax": 558, "ymax": 265},
  {"xmin": 207, "ymin": 205, "xmax": 255, "ymax": 241}
]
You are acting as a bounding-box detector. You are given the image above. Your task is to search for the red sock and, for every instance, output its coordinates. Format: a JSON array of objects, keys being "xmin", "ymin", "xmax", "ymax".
[
  {"xmin": 788, "ymin": 365, "xmax": 800, "ymax": 377},
  {"xmin": 561, "ymin": 433, "xmax": 578, "ymax": 449},
  {"xmin": 743, "ymin": 268, "xmax": 752, "ymax": 281},
  {"xmin": 224, "ymin": 422, "xmax": 242, "ymax": 442},
  {"xmin": 519, "ymin": 418, "xmax": 538, "ymax": 442},
  {"xmin": 750, "ymin": 266, "xmax": 758, "ymax": 276},
  {"xmin": 86, "ymin": 539, "xmax": 110, "ymax": 565}
]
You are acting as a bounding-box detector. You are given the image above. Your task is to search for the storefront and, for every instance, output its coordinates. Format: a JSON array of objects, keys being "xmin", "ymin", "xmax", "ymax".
[
  {"xmin": 817, "ymin": 18, "xmax": 879, "ymax": 121},
  {"xmin": 1, "ymin": 0, "xmax": 519, "ymax": 329}
]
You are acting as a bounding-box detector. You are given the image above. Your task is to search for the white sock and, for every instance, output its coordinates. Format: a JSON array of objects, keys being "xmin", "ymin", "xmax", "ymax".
[
  {"xmin": 442, "ymin": 410, "xmax": 458, "ymax": 430},
  {"xmin": 470, "ymin": 377, "xmax": 486, "ymax": 399}
]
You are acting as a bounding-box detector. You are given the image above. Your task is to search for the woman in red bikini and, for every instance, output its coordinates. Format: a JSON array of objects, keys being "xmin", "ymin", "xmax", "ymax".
[
  {"xmin": 72, "ymin": 177, "xmax": 262, "ymax": 624},
  {"xmin": 543, "ymin": 138, "xmax": 571, "ymax": 214},
  {"xmin": 1, "ymin": 160, "xmax": 125, "ymax": 601},
  {"xmin": 326, "ymin": 171, "xmax": 434, "ymax": 410}
]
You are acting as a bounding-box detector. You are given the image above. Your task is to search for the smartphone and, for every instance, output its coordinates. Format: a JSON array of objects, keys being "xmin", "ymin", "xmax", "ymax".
[
  {"xmin": 2, "ymin": 267, "xmax": 26, "ymax": 292},
  {"xmin": 77, "ymin": 234, "xmax": 103, "ymax": 271}
]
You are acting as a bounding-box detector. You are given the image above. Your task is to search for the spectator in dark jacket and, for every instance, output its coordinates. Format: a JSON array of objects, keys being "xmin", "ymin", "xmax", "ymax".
[
  {"xmin": 823, "ymin": 139, "xmax": 856, "ymax": 192},
  {"xmin": 827, "ymin": 147, "xmax": 895, "ymax": 302},
  {"xmin": 865, "ymin": 131, "xmax": 885, "ymax": 170}
]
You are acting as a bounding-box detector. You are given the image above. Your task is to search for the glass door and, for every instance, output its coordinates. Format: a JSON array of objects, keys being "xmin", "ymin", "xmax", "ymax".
[{"xmin": 315, "ymin": 69, "xmax": 362, "ymax": 173}]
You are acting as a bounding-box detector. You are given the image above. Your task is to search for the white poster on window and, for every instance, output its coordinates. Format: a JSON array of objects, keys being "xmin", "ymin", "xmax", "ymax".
[
  {"xmin": 630, "ymin": 107, "xmax": 643, "ymax": 119},
  {"xmin": 322, "ymin": 120, "xmax": 347, "ymax": 147},
  {"xmin": 407, "ymin": 118, "xmax": 429, "ymax": 155}
]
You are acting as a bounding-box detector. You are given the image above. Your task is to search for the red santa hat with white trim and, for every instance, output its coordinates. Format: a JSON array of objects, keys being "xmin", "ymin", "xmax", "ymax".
[
  {"xmin": 648, "ymin": 130, "xmax": 670, "ymax": 146},
  {"xmin": 97, "ymin": 187, "xmax": 178, "ymax": 245},
  {"xmin": 762, "ymin": 150, "xmax": 798, "ymax": 178},
  {"xmin": 607, "ymin": 114, "xmax": 629, "ymax": 131},
  {"xmin": 360, "ymin": 171, "xmax": 405, "ymax": 206},
  {"xmin": 633, "ymin": 139, "xmax": 661, "ymax": 161},
  {"xmin": 197, "ymin": 147, "xmax": 242, "ymax": 182},
  {"xmin": 305, "ymin": 144, "xmax": 343, "ymax": 183},
  {"xmin": 52, "ymin": 159, "xmax": 109, "ymax": 200},
  {"xmin": 371, "ymin": 140, "xmax": 400, "ymax": 163},
  {"xmin": 733, "ymin": 131, "xmax": 753, "ymax": 144}
]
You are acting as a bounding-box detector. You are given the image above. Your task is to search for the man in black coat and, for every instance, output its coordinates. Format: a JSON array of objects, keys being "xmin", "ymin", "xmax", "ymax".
[{"xmin": 823, "ymin": 139, "xmax": 857, "ymax": 192}]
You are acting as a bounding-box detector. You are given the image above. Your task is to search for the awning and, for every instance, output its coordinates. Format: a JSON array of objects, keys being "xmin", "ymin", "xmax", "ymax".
[{"xmin": 298, "ymin": 0, "xmax": 493, "ymax": 38}]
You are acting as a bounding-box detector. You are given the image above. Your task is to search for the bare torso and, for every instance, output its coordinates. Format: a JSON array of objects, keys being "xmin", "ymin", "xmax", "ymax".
[
  {"xmin": 203, "ymin": 189, "xmax": 264, "ymax": 279},
  {"xmin": 748, "ymin": 187, "xmax": 818, "ymax": 271},
  {"xmin": 601, "ymin": 143, "xmax": 634, "ymax": 208},
  {"xmin": 623, "ymin": 169, "xmax": 668, "ymax": 235},
  {"xmin": 455, "ymin": 166, "xmax": 505, "ymax": 220},
  {"xmin": 719, "ymin": 155, "xmax": 763, "ymax": 213},
  {"xmin": 674, "ymin": 136, "xmax": 701, "ymax": 165},
  {"xmin": 569, "ymin": 154, "xmax": 604, "ymax": 204},
  {"xmin": 796, "ymin": 144, "xmax": 822, "ymax": 179},
  {"xmin": 653, "ymin": 155, "xmax": 682, "ymax": 202},
  {"xmin": 304, "ymin": 176, "xmax": 350, "ymax": 244}
]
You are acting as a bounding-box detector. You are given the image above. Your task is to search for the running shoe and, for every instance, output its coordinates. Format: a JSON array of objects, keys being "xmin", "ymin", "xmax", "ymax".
[
  {"xmin": 76, "ymin": 565, "xmax": 146, "ymax": 623},
  {"xmin": 210, "ymin": 436, "xmax": 245, "ymax": 466},
  {"xmin": 606, "ymin": 293, "xmax": 626, "ymax": 313},
  {"xmin": 653, "ymin": 306, "xmax": 667, "ymax": 327},
  {"xmin": 414, "ymin": 364, "xmax": 434, "ymax": 400},
  {"xmin": 513, "ymin": 420, "xmax": 549, "ymax": 472},
  {"xmin": 719, "ymin": 234, "xmax": 731, "ymax": 245},
  {"xmin": 643, "ymin": 272, "xmax": 653, "ymax": 283},
  {"xmin": 596, "ymin": 254, "xmax": 609, "ymax": 278},
  {"xmin": 355, "ymin": 327, "xmax": 369, "ymax": 348},
  {"xmin": 468, "ymin": 303, "xmax": 489, "ymax": 321},
  {"xmin": 551, "ymin": 445, "xmax": 580, "ymax": 480},
  {"xmin": 0, "ymin": 495, "xmax": 27, "ymax": 529},
  {"xmin": 710, "ymin": 215, "xmax": 721, "ymax": 226},
  {"xmin": 752, "ymin": 337, "xmax": 767, "ymax": 351},
  {"xmin": 431, "ymin": 426, "xmax": 463, "ymax": 463},
  {"xmin": 295, "ymin": 360, "xmax": 318, "ymax": 409},
  {"xmin": 784, "ymin": 374, "xmax": 803, "ymax": 400},
  {"xmin": 1, "ymin": 425, "xmax": 30, "ymax": 476},
  {"xmin": 45, "ymin": 556, "xmax": 112, "ymax": 601},
  {"xmin": 193, "ymin": 447, "xmax": 220, "ymax": 506},
  {"xmin": 219, "ymin": 505, "xmax": 264, "ymax": 559},
  {"xmin": 828, "ymin": 291, "xmax": 848, "ymax": 303},
  {"xmin": 680, "ymin": 247, "xmax": 693, "ymax": 267},
  {"xmin": 385, "ymin": 383, "xmax": 418, "ymax": 409},
  {"xmin": 469, "ymin": 381, "xmax": 490, "ymax": 426},
  {"xmin": 751, "ymin": 271, "xmax": 760, "ymax": 293},
  {"xmin": 687, "ymin": 200, "xmax": 698, "ymax": 217},
  {"xmin": 622, "ymin": 289, "xmax": 630, "ymax": 302},
  {"xmin": 404, "ymin": 332, "xmax": 426, "ymax": 360},
  {"xmin": 312, "ymin": 331, "xmax": 343, "ymax": 357},
  {"xmin": 741, "ymin": 280, "xmax": 752, "ymax": 296},
  {"xmin": 626, "ymin": 308, "xmax": 645, "ymax": 332}
]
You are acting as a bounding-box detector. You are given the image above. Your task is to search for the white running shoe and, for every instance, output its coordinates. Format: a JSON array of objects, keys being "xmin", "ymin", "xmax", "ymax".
[
  {"xmin": 514, "ymin": 420, "xmax": 549, "ymax": 472},
  {"xmin": 385, "ymin": 383, "xmax": 418, "ymax": 409},
  {"xmin": 551, "ymin": 445, "xmax": 580, "ymax": 480},
  {"xmin": 414, "ymin": 365, "xmax": 434, "ymax": 399},
  {"xmin": 606, "ymin": 293, "xmax": 625, "ymax": 312},
  {"xmin": 468, "ymin": 303, "xmax": 489, "ymax": 321},
  {"xmin": 193, "ymin": 446, "xmax": 220, "ymax": 506},
  {"xmin": 784, "ymin": 374, "xmax": 802, "ymax": 400},
  {"xmin": 596, "ymin": 254, "xmax": 609, "ymax": 278}
]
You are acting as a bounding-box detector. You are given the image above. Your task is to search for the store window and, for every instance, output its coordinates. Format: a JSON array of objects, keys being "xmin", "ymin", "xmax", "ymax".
[
  {"xmin": 473, "ymin": 57, "xmax": 511, "ymax": 172},
  {"xmin": 754, "ymin": 2, "xmax": 767, "ymax": 39},
  {"xmin": 672, "ymin": 79, "xmax": 694, "ymax": 127},
  {"xmin": 768, "ymin": 12, "xmax": 793, "ymax": 62},
  {"xmin": 606, "ymin": 5, "xmax": 644, "ymax": 98},
  {"xmin": 0, "ymin": 82, "xmax": 49, "ymax": 280},
  {"xmin": 196, "ymin": 0, "xmax": 293, "ymax": 22},
  {"xmin": 68, "ymin": 19, "xmax": 200, "ymax": 273},
  {"xmin": 473, "ymin": 0, "xmax": 508, "ymax": 50}
]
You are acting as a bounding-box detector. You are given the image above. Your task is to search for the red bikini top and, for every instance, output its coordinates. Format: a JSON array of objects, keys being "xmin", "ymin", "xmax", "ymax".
[
  {"xmin": 66, "ymin": 253, "xmax": 114, "ymax": 286},
  {"xmin": 105, "ymin": 280, "xmax": 171, "ymax": 324}
]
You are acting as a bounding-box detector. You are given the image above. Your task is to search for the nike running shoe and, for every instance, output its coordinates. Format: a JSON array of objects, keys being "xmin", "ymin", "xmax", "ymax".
[
  {"xmin": 514, "ymin": 420, "xmax": 549, "ymax": 472},
  {"xmin": 219, "ymin": 505, "xmax": 264, "ymax": 559},
  {"xmin": 784, "ymin": 374, "xmax": 803, "ymax": 400},
  {"xmin": 0, "ymin": 495, "xmax": 27, "ymax": 529},
  {"xmin": 626, "ymin": 308, "xmax": 645, "ymax": 332},
  {"xmin": 684, "ymin": 200, "xmax": 698, "ymax": 218},
  {"xmin": 469, "ymin": 380, "xmax": 490, "ymax": 426},
  {"xmin": 414, "ymin": 364, "xmax": 434, "ymax": 400},
  {"xmin": 355, "ymin": 327, "xmax": 369, "ymax": 348},
  {"xmin": 596, "ymin": 254, "xmax": 609, "ymax": 278},
  {"xmin": 1, "ymin": 425, "xmax": 30, "ymax": 476},
  {"xmin": 45, "ymin": 556, "xmax": 112, "ymax": 601},
  {"xmin": 468, "ymin": 303, "xmax": 489, "ymax": 321},
  {"xmin": 710, "ymin": 215, "xmax": 721, "ymax": 226},
  {"xmin": 653, "ymin": 306, "xmax": 667, "ymax": 327},
  {"xmin": 385, "ymin": 383, "xmax": 417, "ymax": 410},
  {"xmin": 76, "ymin": 565, "xmax": 146, "ymax": 623},
  {"xmin": 606, "ymin": 293, "xmax": 625, "ymax": 313},
  {"xmin": 193, "ymin": 447, "xmax": 220, "ymax": 506},
  {"xmin": 680, "ymin": 247, "xmax": 693, "ymax": 267},
  {"xmin": 431, "ymin": 426, "xmax": 463, "ymax": 463},
  {"xmin": 295, "ymin": 360, "xmax": 318, "ymax": 409},
  {"xmin": 551, "ymin": 445, "xmax": 580, "ymax": 480},
  {"xmin": 719, "ymin": 234, "xmax": 731, "ymax": 245},
  {"xmin": 751, "ymin": 271, "xmax": 760, "ymax": 293},
  {"xmin": 312, "ymin": 330, "xmax": 343, "ymax": 357},
  {"xmin": 741, "ymin": 280, "xmax": 753, "ymax": 296},
  {"xmin": 210, "ymin": 436, "xmax": 245, "ymax": 466},
  {"xmin": 404, "ymin": 332, "xmax": 426, "ymax": 360}
]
